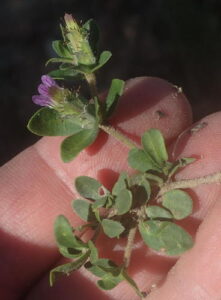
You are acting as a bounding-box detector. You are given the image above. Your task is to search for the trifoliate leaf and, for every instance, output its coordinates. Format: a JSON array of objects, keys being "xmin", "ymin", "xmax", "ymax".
[
  {"xmin": 112, "ymin": 172, "xmax": 129, "ymax": 196},
  {"xmin": 139, "ymin": 220, "xmax": 193, "ymax": 255},
  {"xmin": 75, "ymin": 176, "xmax": 102, "ymax": 201},
  {"xmin": 115, "ymin": 188, "xmax": 132, "ymax": 215},
  {"xmin": 162, "ymin": 189, "xmax": 193, "ymax": 220},
  {"xmin": 101, "ymin": 219, "xmax": 125, "ymax": 238},
  {"xmin": 72, "ymin": 199, "xmax": 95, "ymax": 222},
  {"xmin": 50, "ymin": 251, "xmax": 89, "ymax": 286},
  {"xmin": 105, "ymin": 79, "xmax": 125, "ymax": 118},
  {"xmin": 27, "ymin": 107, "xmax": 82, "ymax": 136},
  {"xmin": 61, "ymin": 128, "xmax": 98, "ymax": 162},
  {"xmin": 128, "ymin": 149, "xmax": 161, "ymax": 172},
  {"xmin": 146, "ymin": 206, "xmax": 173, "ymax": 219},
  {"xmin": 54, "ymin": 215, "xmax": 88, "ymax": 258},
  {"xmin": 142, "ymin": 129, "xmax": 168, "ymax": 167}
]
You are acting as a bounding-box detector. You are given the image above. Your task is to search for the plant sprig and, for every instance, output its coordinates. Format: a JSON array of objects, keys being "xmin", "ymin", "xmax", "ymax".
[{"xmin": 27, "ymin": 13, "xmax": 221, "ymax": 298}]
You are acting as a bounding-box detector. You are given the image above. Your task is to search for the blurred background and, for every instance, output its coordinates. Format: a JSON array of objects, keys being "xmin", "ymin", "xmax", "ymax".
[{"xmin": 1, "ymin": 0, "xmax": 221, "ymax": 165}]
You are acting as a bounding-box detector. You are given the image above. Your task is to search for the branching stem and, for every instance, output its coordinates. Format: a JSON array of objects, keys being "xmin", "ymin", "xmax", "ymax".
[
  {"xmin": 99, "ymin": 124, "xmax": 138, "ymax": 149},
  {"xmin": 158, "ymin": 171, "xmax": 221, "ymax": 197},
  {"xmin": 123, "ymin": 227, "xmax": 137, "ymax": 268}
]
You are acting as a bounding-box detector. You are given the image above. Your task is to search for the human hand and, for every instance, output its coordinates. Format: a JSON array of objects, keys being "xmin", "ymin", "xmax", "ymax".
[{"xmin": 1, "ymin": 77, "xmax": 220, "ymax": 299}]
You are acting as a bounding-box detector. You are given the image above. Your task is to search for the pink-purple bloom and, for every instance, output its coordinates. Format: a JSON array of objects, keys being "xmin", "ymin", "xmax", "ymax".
[{"xmin": 32, "ymin": 75, "xmax": 59, "ymax": 107}]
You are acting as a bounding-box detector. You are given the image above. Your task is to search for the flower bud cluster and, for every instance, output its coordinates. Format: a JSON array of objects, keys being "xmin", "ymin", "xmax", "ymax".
[
  {"xmin": 63, "ymin": 14, "xmax": 96, "ymax": 66},
  {"xmin": 32, "ymin": 75, "xmax": 84, "ymax": 117}
]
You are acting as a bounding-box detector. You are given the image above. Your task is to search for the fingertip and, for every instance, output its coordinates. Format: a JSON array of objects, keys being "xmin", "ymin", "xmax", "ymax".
[{"xmin": 110, "ymin": 76, "xmax": 192, "ymax": 143}]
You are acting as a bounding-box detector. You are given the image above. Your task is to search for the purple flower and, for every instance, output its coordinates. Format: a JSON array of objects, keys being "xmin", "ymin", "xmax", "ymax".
[{"xmin": 32, "ymin": 75, "xmax": 59, "ymax": 107}]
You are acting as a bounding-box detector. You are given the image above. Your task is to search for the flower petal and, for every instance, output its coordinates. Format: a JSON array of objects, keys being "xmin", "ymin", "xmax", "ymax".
[
  {"xmin": 38, "ymin": 84, "xmax": 49, "ymax": 96},
  {"xmin": 41, "ymin": 75, "xmax": 57, "ymax": 88},
  {"xmin": 32, "ymin": 95, "xmax": 51, "ymax": 106}
]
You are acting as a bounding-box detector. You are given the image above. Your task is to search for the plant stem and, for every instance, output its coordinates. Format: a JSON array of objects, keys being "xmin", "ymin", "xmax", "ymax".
[
  {"xmin": 123, "ymin": 227, "xmax": 137, "ymax": 268},
  {"xmin": 91, "ymin": 225, "xmax": 101, "ymax": 243},
  {"xmin": 99, "ymin": 124, "xmax": 137, "ymax": 149},
  {"xmin": 85, "ymin": 73, "xmax": 98, "ymax": 99},
  {"xmin": 158, "ymin": 171, "xmax": 221, "ymax": 197}
]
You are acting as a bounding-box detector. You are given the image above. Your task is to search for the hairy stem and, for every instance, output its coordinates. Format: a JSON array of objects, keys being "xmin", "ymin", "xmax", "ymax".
[
  {"xmin": 123, "ymin": 227, "xmax": 137, "ymax": 268},
  {"xmin": 99, "ymin": 124, "xmax": 138, "ymax": 149},
  {"xmin": 158, "ymin": 171, "xmax": 221, "ymax": 197}
]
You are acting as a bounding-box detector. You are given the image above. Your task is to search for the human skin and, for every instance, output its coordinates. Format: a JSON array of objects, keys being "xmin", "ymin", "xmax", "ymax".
[{"xmin": 1, "ymin": 77, "xmax": 221, "ymax": 299}]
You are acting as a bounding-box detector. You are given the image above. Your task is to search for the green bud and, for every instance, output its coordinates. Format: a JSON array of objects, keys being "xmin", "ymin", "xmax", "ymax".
[{"xmin": 63, "ymin": 14, "xmax": 96, "ymax": 66}]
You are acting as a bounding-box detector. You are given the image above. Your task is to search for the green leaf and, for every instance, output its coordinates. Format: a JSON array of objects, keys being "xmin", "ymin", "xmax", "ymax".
[
  {"xmin": 61, "ymin": 128, "xmax": 98, "ymax": 162},
  {"xmin": 54, "ymin": 215, "xmax": 87, "ymax": 258},
  {"xmin": 85, "ymin": 258, "xmax": 120, "ymax": 279},
  {"xmin": 128, "ymin": 149, "xmax": 161, "ymax": 172},
  {"xmin": 48, "ymin": 67, "xmax": 80, "ymax": 80},
  {"xmin": 88, "ymin": 240, "xmax": 99, "ymax": 263},
  {"xmin": 85, "ymin": 262, "xmax": 108, "ymax": 278},
  {"xmin": 82, "ymin": 19, "xmax": 99, "ymax": 55},
  {"xmin": 50, "ymin": 251, "xmax": 89, "ymax": 286},
  {"xmin": 162, "ymin": 189, "xmax": 193, "ymax": 220},
  {"xmin": 93, "ymin": 207, "xmax": 102, "ymax": 223},
  {"xmin": 97, "ymin": 274, "xmax": 123, "ymax": 290},
  {"xmin": 95, "ymin": 258, "xmax": 118, "ymax": 271},
  {"xmin": 105, "ymin": 79, "xmax": 125, "ymax": 118},
  {"xmin": 139, "ymin": 220, "xmax": 193, "ymax": 256},
  {"xmin": 46, "ymin": 57, "xmax": 73, "ymax": 66},
  {"xmin": 72, "ymin": 199, "xmax": 95, "ymax": 221},
  {"xmin": 112, "ymin": 172, "xmax": 129, "ymax": 196},
  {"xmin": 142, "ymin": 129, "xmax": 168, "ymax": 167},
  {"xmin": 92, "ymin": 196, "xmax": 108, "ymax": 209},
  {"xmin": 145, "ymin": 173, "xmax": 164, "ymax": 184},
  {"xmin": 54, "ymin": 215, "xmax": 86, "ymax": 249},
  {"xmin": 146, "ymin": 206, "xmax": 173, "ymax": 219},
  {"xmin": 75, "ymin": 176, "xmax": 102, "ymax": 201},
  {"xmin": 27, "ymin": 108, "xmax": 82, "ymax": 136},
  {"xmin": 92, "ymin": 51, "xmax": 112, "ymax": 72},
  {"xmin": 115, "ymin": 188, "xmax": 132, "ymax": 215},
  {"xmin": 52, "ymin": 40, "xmax": 72, "ymax": 58},
  {"xmin": 101, "ymin": 219, "xmax": 125, "ymax": 238},
  {"xmin": 94, "ymin": 97, "xmax": 102, "ymax": 122}
]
